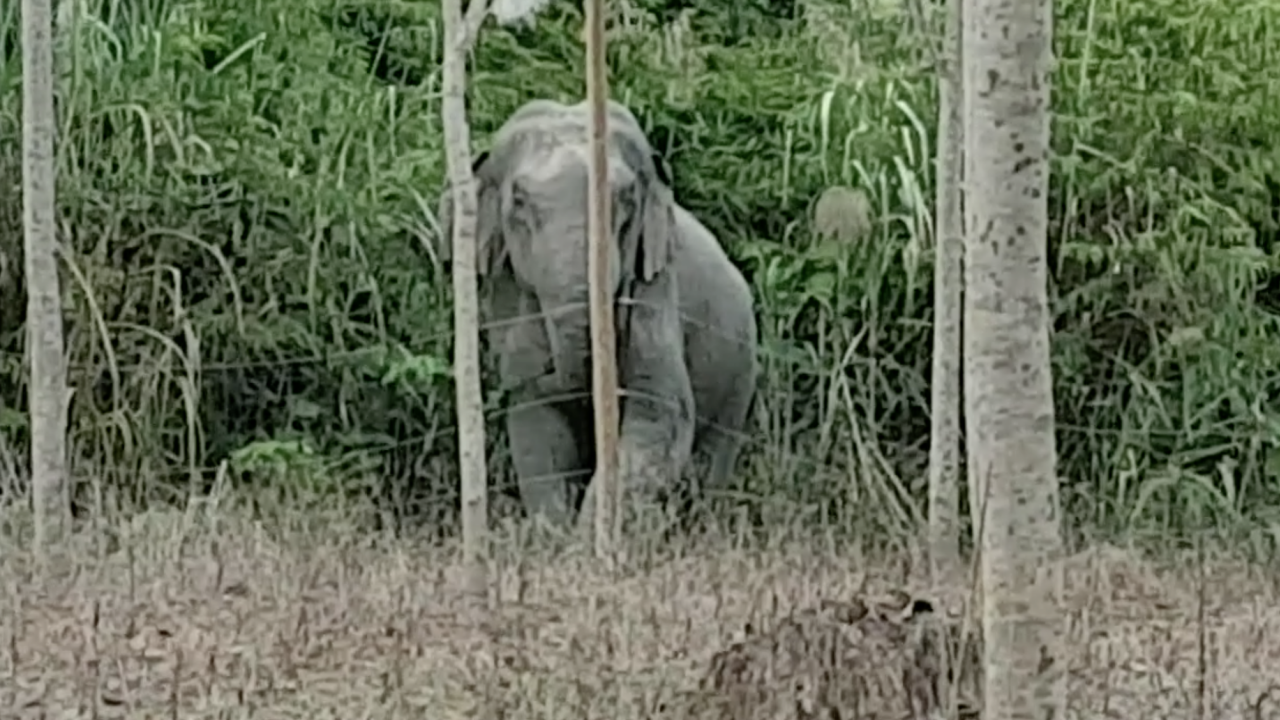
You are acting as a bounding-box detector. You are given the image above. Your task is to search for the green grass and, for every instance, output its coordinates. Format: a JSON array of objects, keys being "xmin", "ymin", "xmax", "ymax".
[{"xmin": 1, "ymin": 0, "xmax": 1278, "ymax": 545}]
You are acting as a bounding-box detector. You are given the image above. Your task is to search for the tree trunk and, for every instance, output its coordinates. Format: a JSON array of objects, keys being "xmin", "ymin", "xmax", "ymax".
[
  {"xmin": 584, "ymin": 0, "xmax": 620, "ymax": 560},
  {"xmin": 441, "ymin": 0, "xmax": 489, "ymax": 605},
  {"xmin": 24, "ymin": 0, "xmax": 70, "ymax": 554},
  {"xmin": 961, "ymin": 0, "xmax": 1065, "ymax": 717},
  {"xmin": 927, "ymin": 0, "xmax": 965, "ymax": 586},
  {"xmin": 927, "ymin": 0, "xmax": 967, "ymax": 712}
]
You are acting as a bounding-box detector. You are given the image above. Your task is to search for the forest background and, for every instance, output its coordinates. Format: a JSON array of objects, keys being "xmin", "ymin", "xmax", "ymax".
[{"xmin": 0, "ymin": 0, "xmax": 1277, "ymax": 548}]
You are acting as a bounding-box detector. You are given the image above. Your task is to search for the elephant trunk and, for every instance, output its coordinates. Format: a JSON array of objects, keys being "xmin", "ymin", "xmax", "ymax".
[{"xmin": 537, "ymin": 287, "xmax": 593, "ymax": 391}]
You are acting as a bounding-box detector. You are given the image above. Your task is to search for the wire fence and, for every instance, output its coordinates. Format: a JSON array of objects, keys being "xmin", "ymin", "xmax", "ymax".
[
  {"xmin": 0, "ymin": 290, "xmax": 1265, "ymax": 520},
  {"xmin": 0, "ymin": 294, "xmax": 1248, "ymax": 444}
]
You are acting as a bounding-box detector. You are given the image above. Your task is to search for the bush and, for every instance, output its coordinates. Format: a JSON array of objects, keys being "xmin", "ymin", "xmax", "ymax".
[{"xmin": 1, "ymin": 0, "xmax": 1277, "ymax": 540}]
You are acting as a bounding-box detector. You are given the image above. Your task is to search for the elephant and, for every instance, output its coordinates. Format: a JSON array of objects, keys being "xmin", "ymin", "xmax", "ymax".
[{"xmin": 436, "ymin": 98, "xmax": 759, "ymax": 530}]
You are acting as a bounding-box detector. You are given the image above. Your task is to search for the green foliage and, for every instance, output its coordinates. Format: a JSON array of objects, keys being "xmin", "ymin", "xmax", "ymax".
[{"xmin": 1, "ymin": 0, "xmax": 1278, "ymax": 540}]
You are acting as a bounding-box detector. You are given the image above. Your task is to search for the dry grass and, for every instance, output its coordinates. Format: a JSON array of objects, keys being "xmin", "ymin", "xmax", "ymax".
[{"xmin": 3, "ymin": 496, "xmax": 1280, "ymax": 720}]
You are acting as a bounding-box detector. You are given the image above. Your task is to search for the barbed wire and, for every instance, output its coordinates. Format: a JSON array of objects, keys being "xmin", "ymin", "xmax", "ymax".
[
  {"xmin": 1, "ymin": 297, "xmax": 757, "ymax": 373},
  {"xmin": 13, "ymin": 402, "xmax": 1258, "ymax": 548},
  {"xmin": 0, "ymin": 372, "xmax": 1260, "ymax": 540},
  {"xmin": 29, "ymin": 401, "xmax": 926, "ymax": 531},
  {"xmin": 0, "ymin": 296, "xmax": 1266, "ymax": 452},
  {"xmin": 30, "ymin": 394, "xmax": 1262, "ymax": 494},
  {"xmin": 0, "ymin": 291, "xmax": 1200, "ymax": 382}
]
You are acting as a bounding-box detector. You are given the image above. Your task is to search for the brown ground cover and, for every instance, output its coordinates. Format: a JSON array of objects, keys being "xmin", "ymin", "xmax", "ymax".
[{"xmin": 4, "ymin": 505, "xmax": 1280, "ymax": 719}]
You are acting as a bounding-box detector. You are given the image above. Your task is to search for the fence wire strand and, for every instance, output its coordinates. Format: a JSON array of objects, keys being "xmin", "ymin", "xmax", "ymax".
[
  {"xmin": 0, "ymin": 294, "xmax": 1240, "ymax": 446},
  {"xmin": 0, "ymin": 286, "xmax": 1257, "ymax": 514}
]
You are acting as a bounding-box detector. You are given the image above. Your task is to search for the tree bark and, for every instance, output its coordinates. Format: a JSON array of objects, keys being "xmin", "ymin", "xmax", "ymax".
[
  {"xmin": 961, "ymin": 0, "xmax": 1065, "ymax": 717},
  {"xmin": 927, "ymin": 0, "xmax": 965, "ymax": 585},
  {"xmin": 24, "ymin": 0, "xmax": 70, "ymax": 554},
  {"xmin": 927, "ymin": 0, "xmax": 967, "ymax": 711},
  {"xmin": 441, "ymin": 0, "xmax": 490, "ymax": 604}
]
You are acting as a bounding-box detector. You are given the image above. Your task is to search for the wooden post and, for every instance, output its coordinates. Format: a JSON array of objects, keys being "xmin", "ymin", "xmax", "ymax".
[
  {"xmin": 24, "ymin": 0, "xmax": 69, "ymax": 555},
  {"xmin": 441, "ymin": 0, "xmax": 490, "ymax": 604},
  {"xmin": 584, "ymin": 0, "xmax": 620, "ymax": 559}
]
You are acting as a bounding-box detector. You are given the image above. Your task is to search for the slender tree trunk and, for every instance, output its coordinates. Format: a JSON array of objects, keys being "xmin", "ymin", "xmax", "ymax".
[
  {"xmin": 926, "ymin": 0, "xmax": 967, "ymax": 712},
  {"xmin": 961, "ymin": 0, "xmax": 1065, "ymax": 717},
  {"xmin": 927, "ymin": 0, "xmax": 964, "ymax": 585},
  {"xmin": 441, "ymin": 0, "xmax": 489, "ymax": 604},
  {"xmin": 24, "ymin": 0, "xmax": 70, "ymax": 553},
  {"xmin": 583, "ymin": 0, "xmax": 620, "ymax": 561}
]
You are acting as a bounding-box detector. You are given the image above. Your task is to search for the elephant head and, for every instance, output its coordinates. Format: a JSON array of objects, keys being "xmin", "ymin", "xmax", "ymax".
[{"xmin": 437, "ymin": 99, "xmax": 677, "ymax": 389}]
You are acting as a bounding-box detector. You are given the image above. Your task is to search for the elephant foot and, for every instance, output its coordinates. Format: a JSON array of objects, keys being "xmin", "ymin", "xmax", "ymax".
[
  {"xmin": 573, "ymin": 440, "xmax": 682, "ymax": 546},
  {"xmin": 620, "ymin": 442, "xmax": 675, "ymax": 499},
  {"xmin": 492, "ymin": 513, "xmax": 590, "ymax": 563},
  {"xmin": 517, "ymin": 475, "xmax": 578, "ymax": 530},
  {"xmin": 576, "ymin": 472, "xmax": 676, "ymax": 546}
]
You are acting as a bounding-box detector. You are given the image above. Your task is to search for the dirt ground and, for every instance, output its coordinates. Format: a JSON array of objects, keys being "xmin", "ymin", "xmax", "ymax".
[{"xmin": 4, "ymin": 506, "xmax": 1280, "ymax": 719}]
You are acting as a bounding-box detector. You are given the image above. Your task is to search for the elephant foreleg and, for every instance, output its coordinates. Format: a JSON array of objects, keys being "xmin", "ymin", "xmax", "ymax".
[
  {"xmin": 578, "ymin": 382, "xmax": 696, "ymax": 529},
  {"xmin": 700, "ymin": 388, "xmax": 755, "ymax": 493},
  {"xmin": 619, "ymin": 383, "xmax": 695, "ymax": 496},
  {"xmin": 507, "ymin": 402, "xmax": 589, "ymax": 527},
  {"xmin": 579, "ymin": 306, "xmax": 696, "ymax": 533}
]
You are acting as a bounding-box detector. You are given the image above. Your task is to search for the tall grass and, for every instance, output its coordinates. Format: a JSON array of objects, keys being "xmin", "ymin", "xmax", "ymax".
[{"xmin": 0, "ymin": 0, "xmax": 1277, "ymax": 547}]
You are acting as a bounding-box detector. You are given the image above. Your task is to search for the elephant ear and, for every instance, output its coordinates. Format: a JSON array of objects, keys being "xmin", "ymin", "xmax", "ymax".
[
  {"xmin": 635, "ymin": 151, "xmax": 677, "ymax": 283},
  {"xmin": 436, "ymin": 151, "xmax": 504, "ymax": 276}
]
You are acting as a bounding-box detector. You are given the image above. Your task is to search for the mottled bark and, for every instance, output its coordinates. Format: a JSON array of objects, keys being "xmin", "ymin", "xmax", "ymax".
[
  {"xmin": 961, "ymin": 0, "xmax": 1065, "ymax": 717},
  {"xmin": 24, "ymin": 0, "xmax": 70, "ymax": 553},
  {"xmin": 928, "ymin": 0, "xmax": 965, "ymax": 584},
  {"xmin": 927, "ymin": 0, "xmax": 967, "ymax": 713}
]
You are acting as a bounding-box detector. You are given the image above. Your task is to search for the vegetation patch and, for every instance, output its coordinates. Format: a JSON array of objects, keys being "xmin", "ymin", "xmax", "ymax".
[{"xmin": 0, "ymin": 0, "xmax": 1277, "ymax": 541}]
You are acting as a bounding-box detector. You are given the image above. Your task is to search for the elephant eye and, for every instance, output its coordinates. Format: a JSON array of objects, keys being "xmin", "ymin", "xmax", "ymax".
[
  {"xmin": 612, "ymin": 190, "xmax": 635, "ymax": 234},
  {"xmin": 508, "ymin": 182, "xmax": 530, "ymax": 211}
]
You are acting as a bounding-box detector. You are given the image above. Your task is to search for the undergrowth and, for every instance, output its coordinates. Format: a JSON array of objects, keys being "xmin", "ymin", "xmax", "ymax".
[{"xmin": 0, "ymin": 0, "xmax": 1278, "ymax": 544}]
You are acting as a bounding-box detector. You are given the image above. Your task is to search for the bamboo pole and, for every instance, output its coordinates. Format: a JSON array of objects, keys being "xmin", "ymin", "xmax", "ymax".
[{"xmin": 584, "ymin": 0, "xmax": 620, "ymax": 560}]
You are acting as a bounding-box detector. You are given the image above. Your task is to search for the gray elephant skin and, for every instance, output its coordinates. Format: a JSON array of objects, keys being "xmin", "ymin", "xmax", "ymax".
[{"xmin": 437, "ymin": 98, "xmax": 759, "ymax": 528}]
